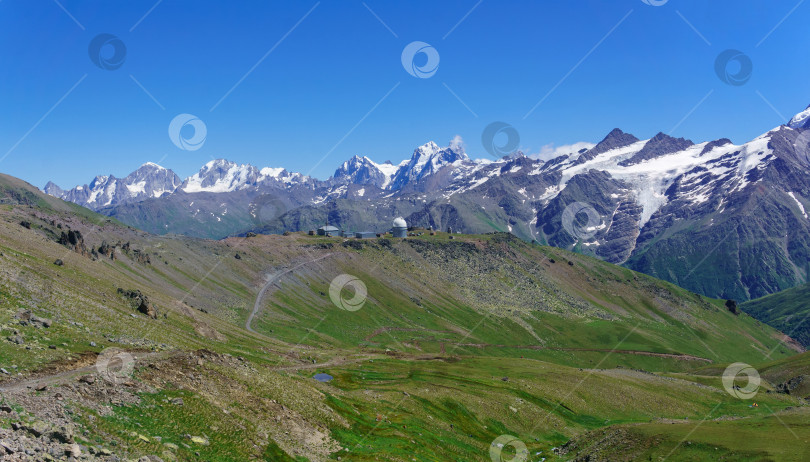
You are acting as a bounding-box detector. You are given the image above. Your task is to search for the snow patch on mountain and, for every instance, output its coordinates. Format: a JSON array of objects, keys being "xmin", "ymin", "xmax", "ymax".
[
  {"xmin": 557, "ymin": 131, "xmax": 775, "ymax": 227},
  {"xmin": 529, "ymin": 141, "xmax": 596, "ymax": 161},
  {"xmin": 126, "ymin": 180, "xmax": 147, "ymax": 195},
  {"xmin": 182, "ymin": 160, "xmax": 257, "ymax": 193},
  {"xmin": 376, "ymin": 161, "xmax": 401, "ymax": 178},
  {"xmin": 789, "ymin": 192, "xmax": 808, "ymax": 218},
  {"xmin": 260, "ymin": 167, "xmax": 286, "ymax": 177}
]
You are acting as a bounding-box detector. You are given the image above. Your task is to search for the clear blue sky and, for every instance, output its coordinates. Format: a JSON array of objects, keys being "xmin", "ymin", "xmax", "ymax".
[{"xmin": 1, "ymin": 0, "xmax": 809, "ymax": 189}]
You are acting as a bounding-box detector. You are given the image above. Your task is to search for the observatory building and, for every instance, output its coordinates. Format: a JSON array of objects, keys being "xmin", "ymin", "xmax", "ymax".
[
  {"xmin": 392, "ymin": 217, "xmax": 408, "ymax": 238},
  {"xmin": 317, "ymin": 225, "xmax": 340, "ymax": 237}
]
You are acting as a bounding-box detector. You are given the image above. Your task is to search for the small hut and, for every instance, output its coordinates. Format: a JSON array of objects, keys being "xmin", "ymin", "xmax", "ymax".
[{"xmin": 317, "ymin": 225, "xmax": 340, "ymax": 237}]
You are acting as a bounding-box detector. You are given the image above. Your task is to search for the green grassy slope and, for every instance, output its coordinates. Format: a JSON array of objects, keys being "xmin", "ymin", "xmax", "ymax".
[
  {"xmin": 0, "ymin": 172, "xmax": 807, "ymax": 461},
  {"xmin": 257, "ymin": 234, "xmax": 797, "ymax": 370},
  {"xmin": 742, "ymin": 282, "xmax": 810, "ymax": 347}
]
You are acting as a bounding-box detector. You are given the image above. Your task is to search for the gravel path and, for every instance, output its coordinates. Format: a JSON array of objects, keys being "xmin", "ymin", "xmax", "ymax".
[{"xmin": 0, "ymin": 350, "xmax": 173, "ymax": 393}]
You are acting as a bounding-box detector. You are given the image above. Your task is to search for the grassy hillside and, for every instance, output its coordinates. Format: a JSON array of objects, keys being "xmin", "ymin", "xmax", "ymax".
[
  {"xmin": 0, "ymin": 172, "xmax": 807, "ymax": 461},
  {"xmin": 255, "ymin": 233, "xmax": 797, "ymax": 370},
  {"xmin": 742, "ymin": 282, "xmax": 810, "ymax": 347}
]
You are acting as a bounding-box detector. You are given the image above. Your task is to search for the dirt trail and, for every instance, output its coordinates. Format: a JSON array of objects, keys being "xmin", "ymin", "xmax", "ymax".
[
  {"xmin": 0, "ymin": 350, "xmax": 173, "ymax": 393},
  {"xmin": 268, "ymin": 354, "xmax": 377, "ymax": 372},
  {"xmin": 246, "ymin": 253, "xmax": 334, "ymax": 333},
  {"xmin": 364, "ymin": 326, "xmax": 455, "ymax": 341}
]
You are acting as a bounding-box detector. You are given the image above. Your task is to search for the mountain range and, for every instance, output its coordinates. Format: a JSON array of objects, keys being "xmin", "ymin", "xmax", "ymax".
[{"xmin": 44, "ymin": 104, "xmax": 810, "ymax": 301}]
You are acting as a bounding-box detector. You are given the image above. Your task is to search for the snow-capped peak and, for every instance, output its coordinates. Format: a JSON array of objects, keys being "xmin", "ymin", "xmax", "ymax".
[
  {"xmin": 387, "ymin": 139, "xmax": 471, "ymax": 190},
  {"xmin": 332, "ymin": 154, "xmax": 391, "ymax": 188},
  {"xmin": 259, "ymin": 167, "xmax": 286, "ymax": 178},
  {"xmin": 179, "ymin": 159, "xmax": 308, "ymax": 193},
  {"xmin": 414, "ymin": 141, "xmax": 441, "ymax": 159},
  {"xmin": 90, "ymin": 175, "xmax": 109, "ymax": 188},
  {"xmin": 140, "ymin": 162, "xmax": 166, "ymax": 170},
  {"xmin": 788, "ymin": 104, "xmax": 810, "ymax": 129},
  {"xmin": 411, "ymin": 139, "xmax": 470, "ymax": 164},
  {"xmin": 181, "ymin": 159, "xmax": 260, "ymax": 193}
]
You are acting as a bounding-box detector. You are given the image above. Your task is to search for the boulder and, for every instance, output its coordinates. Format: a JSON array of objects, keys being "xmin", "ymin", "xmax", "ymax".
[
  {"xmin": 25, "ymin": 420, "xmax": 50, "ymax": 437},
  {"xmin": 51, "ymin": 426, "xmax": 74, "ymax": 443},
  {"xmin": 31, "ymin": 315, "xmax": 52, "ymax": 328},
  {"xmin": 15, "ymin": 310, "xmax": 32, "ymax": 322},
  {"xmin": 725, "ymin": 299, "xmax": 739, "ymax": 315},
  {"xmin": 0, "ymin": 441, "xmax": 13, "ymax": 454},
  {"xmin": 117, "ymin": 288, "xmax": 158, "ymax": 319},
  {"xmin": 64, "ymin": 443, "xmax": 81, "ymax": 457}
]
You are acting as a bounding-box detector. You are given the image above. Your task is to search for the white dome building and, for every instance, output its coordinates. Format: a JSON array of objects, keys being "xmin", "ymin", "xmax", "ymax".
[{"xmin": 392, "ymin": 217, "xmax": 408, "ymax": 238}]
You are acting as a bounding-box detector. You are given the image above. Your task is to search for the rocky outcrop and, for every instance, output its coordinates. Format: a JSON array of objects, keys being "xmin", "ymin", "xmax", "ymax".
[
  {"xmin": 618, "ymin": 132, "xmax": 694, "ymax": 167},
  {"xmin": 776, "ymin": 375, "xmax": 806, "ymax": 395},
  {"xmin": 574, "ymin": 128, "xmax": 640, "ymax": 165},
  {"xmin": 699, "ymin": 138, "xmax": 732, "ymax": 156},
  {"xmin": 15, "ymin": 310, "xmax": 52, "ymax": 328},
  {"xmin": 98, "ymin": 240, "xmax": 115, "ymax": 260},
  {"xmin": 132, "ymin": 248, "xmax": 151, "ymax": 264},
  {"xmin": 117, "ymin": 288, "xmax": 158, "ymax": 319},
  {"xmin": 596, "ymin": 198, "xmax": 643, "ymax": 264},
  {"xmin": 57, "ymin": 229, "xmax": 88, "ymax": 256}
]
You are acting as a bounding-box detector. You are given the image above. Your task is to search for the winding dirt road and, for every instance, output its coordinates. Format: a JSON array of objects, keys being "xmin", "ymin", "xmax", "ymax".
[{"xmin": 245, "ymin": 253, "xmax": 334, "ymax": 333}]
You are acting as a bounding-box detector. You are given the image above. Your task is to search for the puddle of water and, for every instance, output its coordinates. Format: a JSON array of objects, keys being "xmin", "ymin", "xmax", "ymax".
[{"xmin": 313, "ymin": 373, "xmax": 333, "ymax": 382}]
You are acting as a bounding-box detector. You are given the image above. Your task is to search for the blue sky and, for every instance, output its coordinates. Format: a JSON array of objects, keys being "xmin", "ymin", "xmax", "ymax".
[{"xmin": 1, "ymin": 0, "xmax": 809, "ymax": 188}]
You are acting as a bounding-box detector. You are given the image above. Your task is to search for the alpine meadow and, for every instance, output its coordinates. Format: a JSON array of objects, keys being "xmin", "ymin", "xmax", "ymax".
[{"xmin": 2, "ymin": 1, "xmax": 810, "ymax": 461}]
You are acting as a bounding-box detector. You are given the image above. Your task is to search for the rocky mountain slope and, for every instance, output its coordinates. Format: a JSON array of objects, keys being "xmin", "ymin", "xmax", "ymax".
[{"xmin": 44, "ymin": 162, "xmax": 181, "ymax": 210}]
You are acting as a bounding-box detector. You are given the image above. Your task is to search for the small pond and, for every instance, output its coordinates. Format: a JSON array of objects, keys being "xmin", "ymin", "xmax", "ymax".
[{"xmin": 313, "ymin": 373, "xmax": 333, "ymax": 382}]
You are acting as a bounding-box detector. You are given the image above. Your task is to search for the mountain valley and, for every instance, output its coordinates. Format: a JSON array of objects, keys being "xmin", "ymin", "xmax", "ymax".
[{"xmin": 2, "ymin": 172, "xmax": 809, "ymax": 460}]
